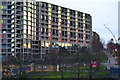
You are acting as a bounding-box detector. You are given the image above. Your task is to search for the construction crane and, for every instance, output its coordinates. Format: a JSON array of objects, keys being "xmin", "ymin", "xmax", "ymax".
[{"xmin": 104, "ymin": 24, "xmax": 118, "ymax": 43}]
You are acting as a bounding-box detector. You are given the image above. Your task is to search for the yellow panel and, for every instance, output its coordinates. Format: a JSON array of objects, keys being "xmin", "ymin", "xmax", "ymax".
[
  {"xmin": 76, "ymin": 19, "xmax": 78, "ymax": 22},
  {"xmin": 30, "ymin": 4, "xmax": 32, "ymax": 7},
  {"xmin": 49, "ymin": 25, "xmax": 52, "ymax": 28},
  {"xmin": 48, "ymin": 4, "xmax": 51, "ymax": 7},
  {"xmin": 0, "ymin": 20, "xmax": 3, "ymax": 23},
  {"xmin": 59, "ymin": 27, "xmax": 62, "ymax": 30},
  {"xmin": 41, "ymin": 42, "xmax": 44, "ymax": 47},
  {"xmin": 67, "ymin": 17, "xmax": 70, "ymax": 20},
  {"xmin": 1, "ymin": 6, "xmax": 3, "ymax": 9},
  {"xmin": 83, "ymin": 17, "xmax": 86, "ymax": 20},
  {"xmin": 28, "ymin": 42, "xmax": 31, "ymax": 48},
  {"xmin": 30, "ymin": 9, "xmax": 32, "ymax": 12},
  {"xmin": 58, "ymin": 7, "xmax": 61, "ymax": 10},
  {"xmin": 48, "ymin": 13, "xmax": 52, "ymax": 16},
  {"xmin": 76, "ymin": 15, "xmax": 78, "ymax": 18},
  {"xmin": 24, "ymin": 34, "xmax": 26, "ymax": 38},
  {"xmin": 58, "ymin": 15, "xmax": 61, "ymax": 18},
  {"xmin": 24, "ymin": 43, "xmax": 27, "ymax": 48},
  {"xmin": 68, "ymin": 28, "xmax": 70, "ymax": 31},
  {"xmin": 67, "ymin": 13, "xmax": 70, "ymax": 16},
  {"xmin": 83, "ymin": 21, "xmax": 86, "ymax": 23}
]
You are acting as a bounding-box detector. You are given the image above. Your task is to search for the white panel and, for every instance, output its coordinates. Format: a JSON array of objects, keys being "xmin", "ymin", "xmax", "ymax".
[
  {"xmin": 11, "ymin": 30, "xmax": 14, "ymax": 33},
  {"xmin": 11, "ymin": 34, "xmax": 14, "ymax": 37},
  {"xmin": 11, "ymin": 49, "xmax": 14, "ymax": 51},
  {"xmin": 11, "ymin": 39, "xmax": 14, "ymax": 42}
]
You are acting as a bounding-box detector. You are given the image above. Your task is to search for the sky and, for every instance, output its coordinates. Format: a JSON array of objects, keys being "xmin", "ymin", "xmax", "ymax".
[{"xmin": 38, "ymin": 0, "xmax": 119, "ymax": 43}]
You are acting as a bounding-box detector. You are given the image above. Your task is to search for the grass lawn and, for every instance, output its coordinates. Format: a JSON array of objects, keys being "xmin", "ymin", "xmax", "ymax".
[{"xmin": 26, "ymin": 65, "xmax": 109, "ymax": 78}]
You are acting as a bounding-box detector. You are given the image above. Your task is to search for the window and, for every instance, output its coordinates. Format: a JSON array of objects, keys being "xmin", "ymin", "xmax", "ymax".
[
  {"xmin": 2, "ymin": 49, "xmax": 6, "ymax": 52},
  {"xmin": 4, "ymin": 6, "xmax": 7, "ymax": 9},
  {"xmin": 24, "ymin": 30, "xmax": 27, "ymax": 33},
  {"xmin": 4, "ymin": 20, "xmax": 7, "ymax": 23},
  {"xmin": 2, "ymin": 39, "xmax": 7, "ymax": 43},
  {"xmin": 4, "ymin": 24, "xmax": 7, "ymax": 28},
  {"xmin": 4, "ymin": 34, "xmax": 7, "ymax": 38},
  {"xmin": 24, "ymin": 43, "xmax": 27, "ymax": 48},
  {"xmin": 41, "ymin": 2, "xmax": 44, "ymax": 8},
  {"xmin": 23, "ymin": 21, "xmax": 27, "ymax": 24},
  {"xmin": 3, "ymin": 10, "xmax": 7, "ymax": 13},
  {"xmin": 8, "ymin": 39, "xmax": 11, "ymax": 42}
]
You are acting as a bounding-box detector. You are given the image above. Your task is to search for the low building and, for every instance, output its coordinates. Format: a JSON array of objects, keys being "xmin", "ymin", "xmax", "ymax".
[{"xmin": 91, "ymin": 31, "xmax": 101, "ymax": 53}]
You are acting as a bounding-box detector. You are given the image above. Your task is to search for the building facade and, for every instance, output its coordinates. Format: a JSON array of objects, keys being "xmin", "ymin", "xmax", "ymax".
[
  {"xmin": 91, "ymin": 31, "xmax": 100, "ymax": 52},
  {"xmin": 0, "ymin": 1, "xmax": 92, "ymax": 62}
]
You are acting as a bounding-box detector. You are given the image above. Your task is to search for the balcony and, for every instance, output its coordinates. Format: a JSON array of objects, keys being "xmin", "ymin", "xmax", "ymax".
[
  {"xmin": 17, "ymin": 21, "xmax": 23, "ymax": 25},
  {"xmin": 16, "ymin": 12, "xmax": 23, "ymax": 16},
  {"xmin": 41, "ymin": 7, "xmax": 48, "ymax": 11}
]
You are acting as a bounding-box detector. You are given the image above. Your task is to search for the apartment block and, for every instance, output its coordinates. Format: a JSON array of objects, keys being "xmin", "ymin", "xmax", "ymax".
[{"xmin": 0, "ymin": 1, "xmax": 92, "ymax": 62}]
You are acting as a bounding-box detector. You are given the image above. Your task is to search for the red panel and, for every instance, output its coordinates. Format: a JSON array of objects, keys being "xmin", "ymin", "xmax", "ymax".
[
  {"xmin": 30, "ymin": 31, "xmax": 32, "ymax": 34},
  {"xmin": 68, "ymin": 40, "xmax": 70, "ymax": 43},
  {"xmin": 60, "ymin": 38, "xmax": 62, "ymax": 42},
  {"xmin": 58, "ymin": 31, "xmax": 61, "ymax": 34},
  {"xmin": 76, "ymin": 40, "xmax": 78, "ymax": 43},
  {"xmin": 56, "ymin": 51, "xmax": 58, "ymax": 54},
  {"xmin": 60, "ymin": 34, "xmax": 62, "ymax": 37},
  {"xmin": 50, "ymin": 33, "xmax": 52, "ymax": 36},
  {"xmin": 50, "ymin": 37, "xmax": 52, "ymax": 41},
  {"xmin": 30, "ymin": 36, "xmax": 32, "ymax": 39},
  {"xmin": 0, "ymin": 24, "xmax": 4, "ymax": 28},
  {"xmin": 2, "ymin": 25, "xmax": 4, "ymax": 28},
  {"xmin": 84, "ymin": 41, "xmax": 86, "ymax": 44},
  {"xmin": 0, "ymin": 34, "xmax": 4, "ymax": 38}
]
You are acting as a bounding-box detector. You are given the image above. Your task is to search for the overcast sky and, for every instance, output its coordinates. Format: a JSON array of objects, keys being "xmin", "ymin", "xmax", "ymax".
[{"xmin": 38, "ymin": 0, "xmax": 119, "ymax": 43}]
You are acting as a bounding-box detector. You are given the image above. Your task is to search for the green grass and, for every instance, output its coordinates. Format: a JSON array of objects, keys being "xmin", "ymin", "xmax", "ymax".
[
  {"xmin": 27, "ymin": 65, "xmax": 108, "ymax": 78},
  {"xmin": 93, "ymin": 71, "xmax": 111, "ymax": 78},
  {"xmin": 62, "ymin": 66, "xmax": 89, "ymax": 70}
]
